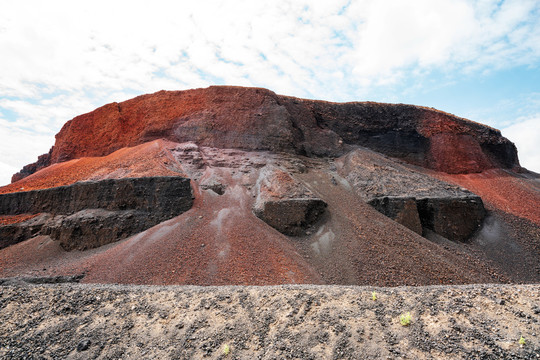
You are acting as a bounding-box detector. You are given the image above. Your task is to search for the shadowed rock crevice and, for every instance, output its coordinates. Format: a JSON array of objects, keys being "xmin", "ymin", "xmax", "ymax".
[{"xmin": 0, "ymin": 177, "xmax": 193, "ymax": 250}]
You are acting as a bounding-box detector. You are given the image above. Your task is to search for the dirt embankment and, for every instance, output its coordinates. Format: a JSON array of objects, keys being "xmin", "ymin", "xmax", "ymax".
[{"xmin": 1, "ymin": 282, "xmax": 539, "ymax": 359}]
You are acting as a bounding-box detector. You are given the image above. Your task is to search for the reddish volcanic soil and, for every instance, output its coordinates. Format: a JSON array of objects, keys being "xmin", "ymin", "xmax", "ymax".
[
  {"xmin": 0, "ymin": 214, "xmax": 39, "ymax": 225},
  {"xmin": 436, "ymin": 169, "xmax": 540, "ymax": 225},
  {"xmin": 0, "ymin": 139, "xmax": 180, "ymax": 195},
  {"xmin": 0, "ymin": 143, "xmax": 516, "ymax": 286}
]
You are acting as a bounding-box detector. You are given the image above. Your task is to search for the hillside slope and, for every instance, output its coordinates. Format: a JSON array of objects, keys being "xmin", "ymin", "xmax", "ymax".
[{"xmin": 1, "ymin": 86, "xmax": 538, "ymax": 286}]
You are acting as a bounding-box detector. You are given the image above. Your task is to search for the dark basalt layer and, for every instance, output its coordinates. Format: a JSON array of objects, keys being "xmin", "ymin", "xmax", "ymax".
[
  {"xmin": 0, "ymin": 177, "xmax": 193, "ymax": 250},
  {"xmin": 252, "ymin": 165, "xmax": 328, "ymax": 236},
  {"xmin": 0, "ymin": 217, "xmax": 47, "ymax": 249},
  {"xmin": 367, "ymin": 197, "xmax": 423, "ymax": 235},
  {"xmin": 253, "ymin": 199, "xmax": 327, "ymax": 236},
  {"xmin": 41, "ymin": 209, "xmax": 160, "ymax": 251},
  {"xmin": 303, "ymin": 100, "xmax": 519, "ymax": 173},
  {"xmin": 416, "ymin": 196, "xmax": 486, "ymax": 242},
  {"xmin": 13, "ymin": 86, "xmax": 519, "ymax": 182},
  {"xmin": 0, "ymin": 176, "xmax": 192, "ymax": 217},
  {"xmin": 369, "ymin": 195, "xmax": 486, "ymax": 242}
]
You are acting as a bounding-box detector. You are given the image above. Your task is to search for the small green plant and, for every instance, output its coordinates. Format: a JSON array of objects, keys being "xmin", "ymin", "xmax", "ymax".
[
  {"xmin": 519, "ymin": 336, "xmax": 526, "ymax": 346},
  {"xmin": 400, "ymin": 312, "xmax": 412, "ymax": 326},
  {"xmin": 222, "ymin": 343, "xmax": 231, "ymax": 356},
  {"xmin": 372, "ymin": 291, "xmax": 377, "ymax": 301}
]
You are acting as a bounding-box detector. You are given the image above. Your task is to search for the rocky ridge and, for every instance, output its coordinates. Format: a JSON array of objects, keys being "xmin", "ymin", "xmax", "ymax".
[{"xmin": 13, "ymin": 86, "xmax": 519, "ymax": 182}]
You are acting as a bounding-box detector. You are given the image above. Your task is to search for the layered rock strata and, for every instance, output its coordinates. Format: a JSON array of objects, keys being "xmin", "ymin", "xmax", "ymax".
[
  {"xmin": 339, "ymin": 148, "xmax": 486, "ymax": 241},
  {"xmin": 13, "ymin": 86, "xmax": 519, "ymax": 182},
  {"xmin": 0, "ymin": 177, "xmax": 193, "ymax": 250}
]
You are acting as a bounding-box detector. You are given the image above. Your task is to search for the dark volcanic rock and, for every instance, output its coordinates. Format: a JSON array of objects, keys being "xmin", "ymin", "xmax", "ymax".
[
  {"xmin": 417, "ymin": 196, "xmax": 486, "ymax": 242},
  {"xmin": 253, "ymin": 166, "xmax": 327, "ymax": 236},
  {"xmin": 40, "ymin": 209, "xmax": 157, "ymax": 251},
  {"xmin": 369, "ymin": 195, "xmax": 485, "ymax": 241},
  {"xmin": 0, "ymin": 176, "xmax": 192, "ymax": 217},
  {"xmin": 13, "ymin": 86, "xmax": 519, "ymax": 182},
  {"xmin": 254, "ymin": 198, "xmax": 327, "ymax": 236},
  {"xmin": 304, "ymin": 100, "xmax": 519, "ymax": 173},
  {"xmin": 0, "ymin": 221, "xmax": 45, "ymax": 249},
  {"xmin": 368, "ymin": 197, "xmax": 423, "ymax": 235},
  {"xmin": 0, "ymin": 214, "xmax": 53, "ymax": 249},
  {"xmin": 0, "ymin": 177, "xmax": 193, "ymax": 250},
  {"xmin": 339, "ymin": 149, "xmax": 486, "ymax": 241}
]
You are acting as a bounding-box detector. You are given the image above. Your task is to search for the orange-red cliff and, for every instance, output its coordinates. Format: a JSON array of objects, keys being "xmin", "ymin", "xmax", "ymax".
[{"xmin": 12, "ymin": 86, "xmax": 519, "ymax": 182}]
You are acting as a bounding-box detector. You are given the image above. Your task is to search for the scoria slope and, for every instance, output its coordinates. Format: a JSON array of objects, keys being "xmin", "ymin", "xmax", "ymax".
[{"xmin": 1, "ymin": 86, "xmax": 538, "ymax": 286}]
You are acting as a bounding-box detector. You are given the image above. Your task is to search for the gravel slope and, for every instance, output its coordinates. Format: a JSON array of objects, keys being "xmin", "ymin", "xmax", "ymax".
[{"xmin": 1, "ymin": 281, "xmax": 539, "ymax": 359}]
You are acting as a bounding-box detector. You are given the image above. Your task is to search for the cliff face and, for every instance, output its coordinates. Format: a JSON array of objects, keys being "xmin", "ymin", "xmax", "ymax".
[
  {"xmin": 2, "ymin": 86, "xmax": 537, "ymax": 287},
  {"xmin": 12, "ymin": 86, "xmax": 519, "ymax": 181},
  {"xmin": 0, "ymin": 177, "xmax": 193, "ymax": 250}
]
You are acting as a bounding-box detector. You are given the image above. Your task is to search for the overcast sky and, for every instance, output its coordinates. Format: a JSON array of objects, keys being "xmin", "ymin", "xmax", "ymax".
[{"xmin": 1, "ymin": 0, "xmax": 539, "ymax": 185}]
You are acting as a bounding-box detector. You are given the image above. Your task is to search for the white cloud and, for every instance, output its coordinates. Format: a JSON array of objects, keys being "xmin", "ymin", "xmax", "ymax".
[
  {"xmin": 0, "ymin": 123, "xmax": 54, "ymax": 186},
  {"xmin": 0, "ymin": 162, "xmax": 19, "ymax": 187},
  {"xmin": 502, "ymin": 116, "xmax": 540, "ymax": 173},
  {"xmin": 0, "ymin": 0, "xmax": 539, "ymax": 182}
]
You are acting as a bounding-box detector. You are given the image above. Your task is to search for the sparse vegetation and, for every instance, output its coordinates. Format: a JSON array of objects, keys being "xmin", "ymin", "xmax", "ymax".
[
  {"xmin": 519, "ymin": 336, "xmax": 526, "ymax": 346},
  {"xmin": 223, "ymin": 343, "xmax": 231, "ymax": 356},
  {"xmin": 372, "ymin": 291, "xmax": 377, "ymax": 301},
  {"xmin": 400, "ymin": 312, "xmax": 412, "ymax": 326}
]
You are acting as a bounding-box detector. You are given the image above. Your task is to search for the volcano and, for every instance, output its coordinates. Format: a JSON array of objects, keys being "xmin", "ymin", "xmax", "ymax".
[{"xmin": 1, "ymin": 86, "xmax": 539, "ymax": 286}]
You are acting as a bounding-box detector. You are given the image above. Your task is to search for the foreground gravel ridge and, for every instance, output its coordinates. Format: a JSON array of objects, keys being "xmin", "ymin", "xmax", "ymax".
[{"xmin": 1, "ymin": 282, "xmax": 539, "ymax": 359}]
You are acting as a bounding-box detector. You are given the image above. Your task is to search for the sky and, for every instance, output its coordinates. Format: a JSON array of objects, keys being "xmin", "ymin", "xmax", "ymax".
[{"xmin": 1, "ymin": 0, "xmax": 539, "ymax": 186}]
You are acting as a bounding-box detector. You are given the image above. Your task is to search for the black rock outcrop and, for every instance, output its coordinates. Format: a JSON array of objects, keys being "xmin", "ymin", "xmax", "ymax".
[
  {"xmin": 340, "ymin": 148, "xmax": 486, "ymax": 241},
  {"xmin": 0, "ymin": 177, "xmax": 193, "ymax": 250},
  {"xmin": 253, "ymin": 166, "xmax": 327, "ymax": 236}
]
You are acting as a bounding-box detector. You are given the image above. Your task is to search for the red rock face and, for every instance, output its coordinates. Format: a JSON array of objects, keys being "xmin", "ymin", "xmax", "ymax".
[
  {"xmin": 428, "ymin": 134, "xmax": 492, "ymax": 173},
  {"xmin": 14, "ymin": 86, "xmax": 519, "ymax": 181},
  {"xmin": 49, "ymin": 87, "xmax": 298, "ymax": 164}
]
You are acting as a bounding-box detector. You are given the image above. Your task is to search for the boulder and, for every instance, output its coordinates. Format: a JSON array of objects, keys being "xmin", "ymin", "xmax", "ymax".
[
  {"xmin": 253, "ymin": 166, "xmax": 327, "ymax": 236},
  {"xmin": 416, "ymin": 196, "xmax": 486, "ymax": 242},
  {"xmin": 368, "ymin": 197, "xmax": 423, "ymax": 235}
]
